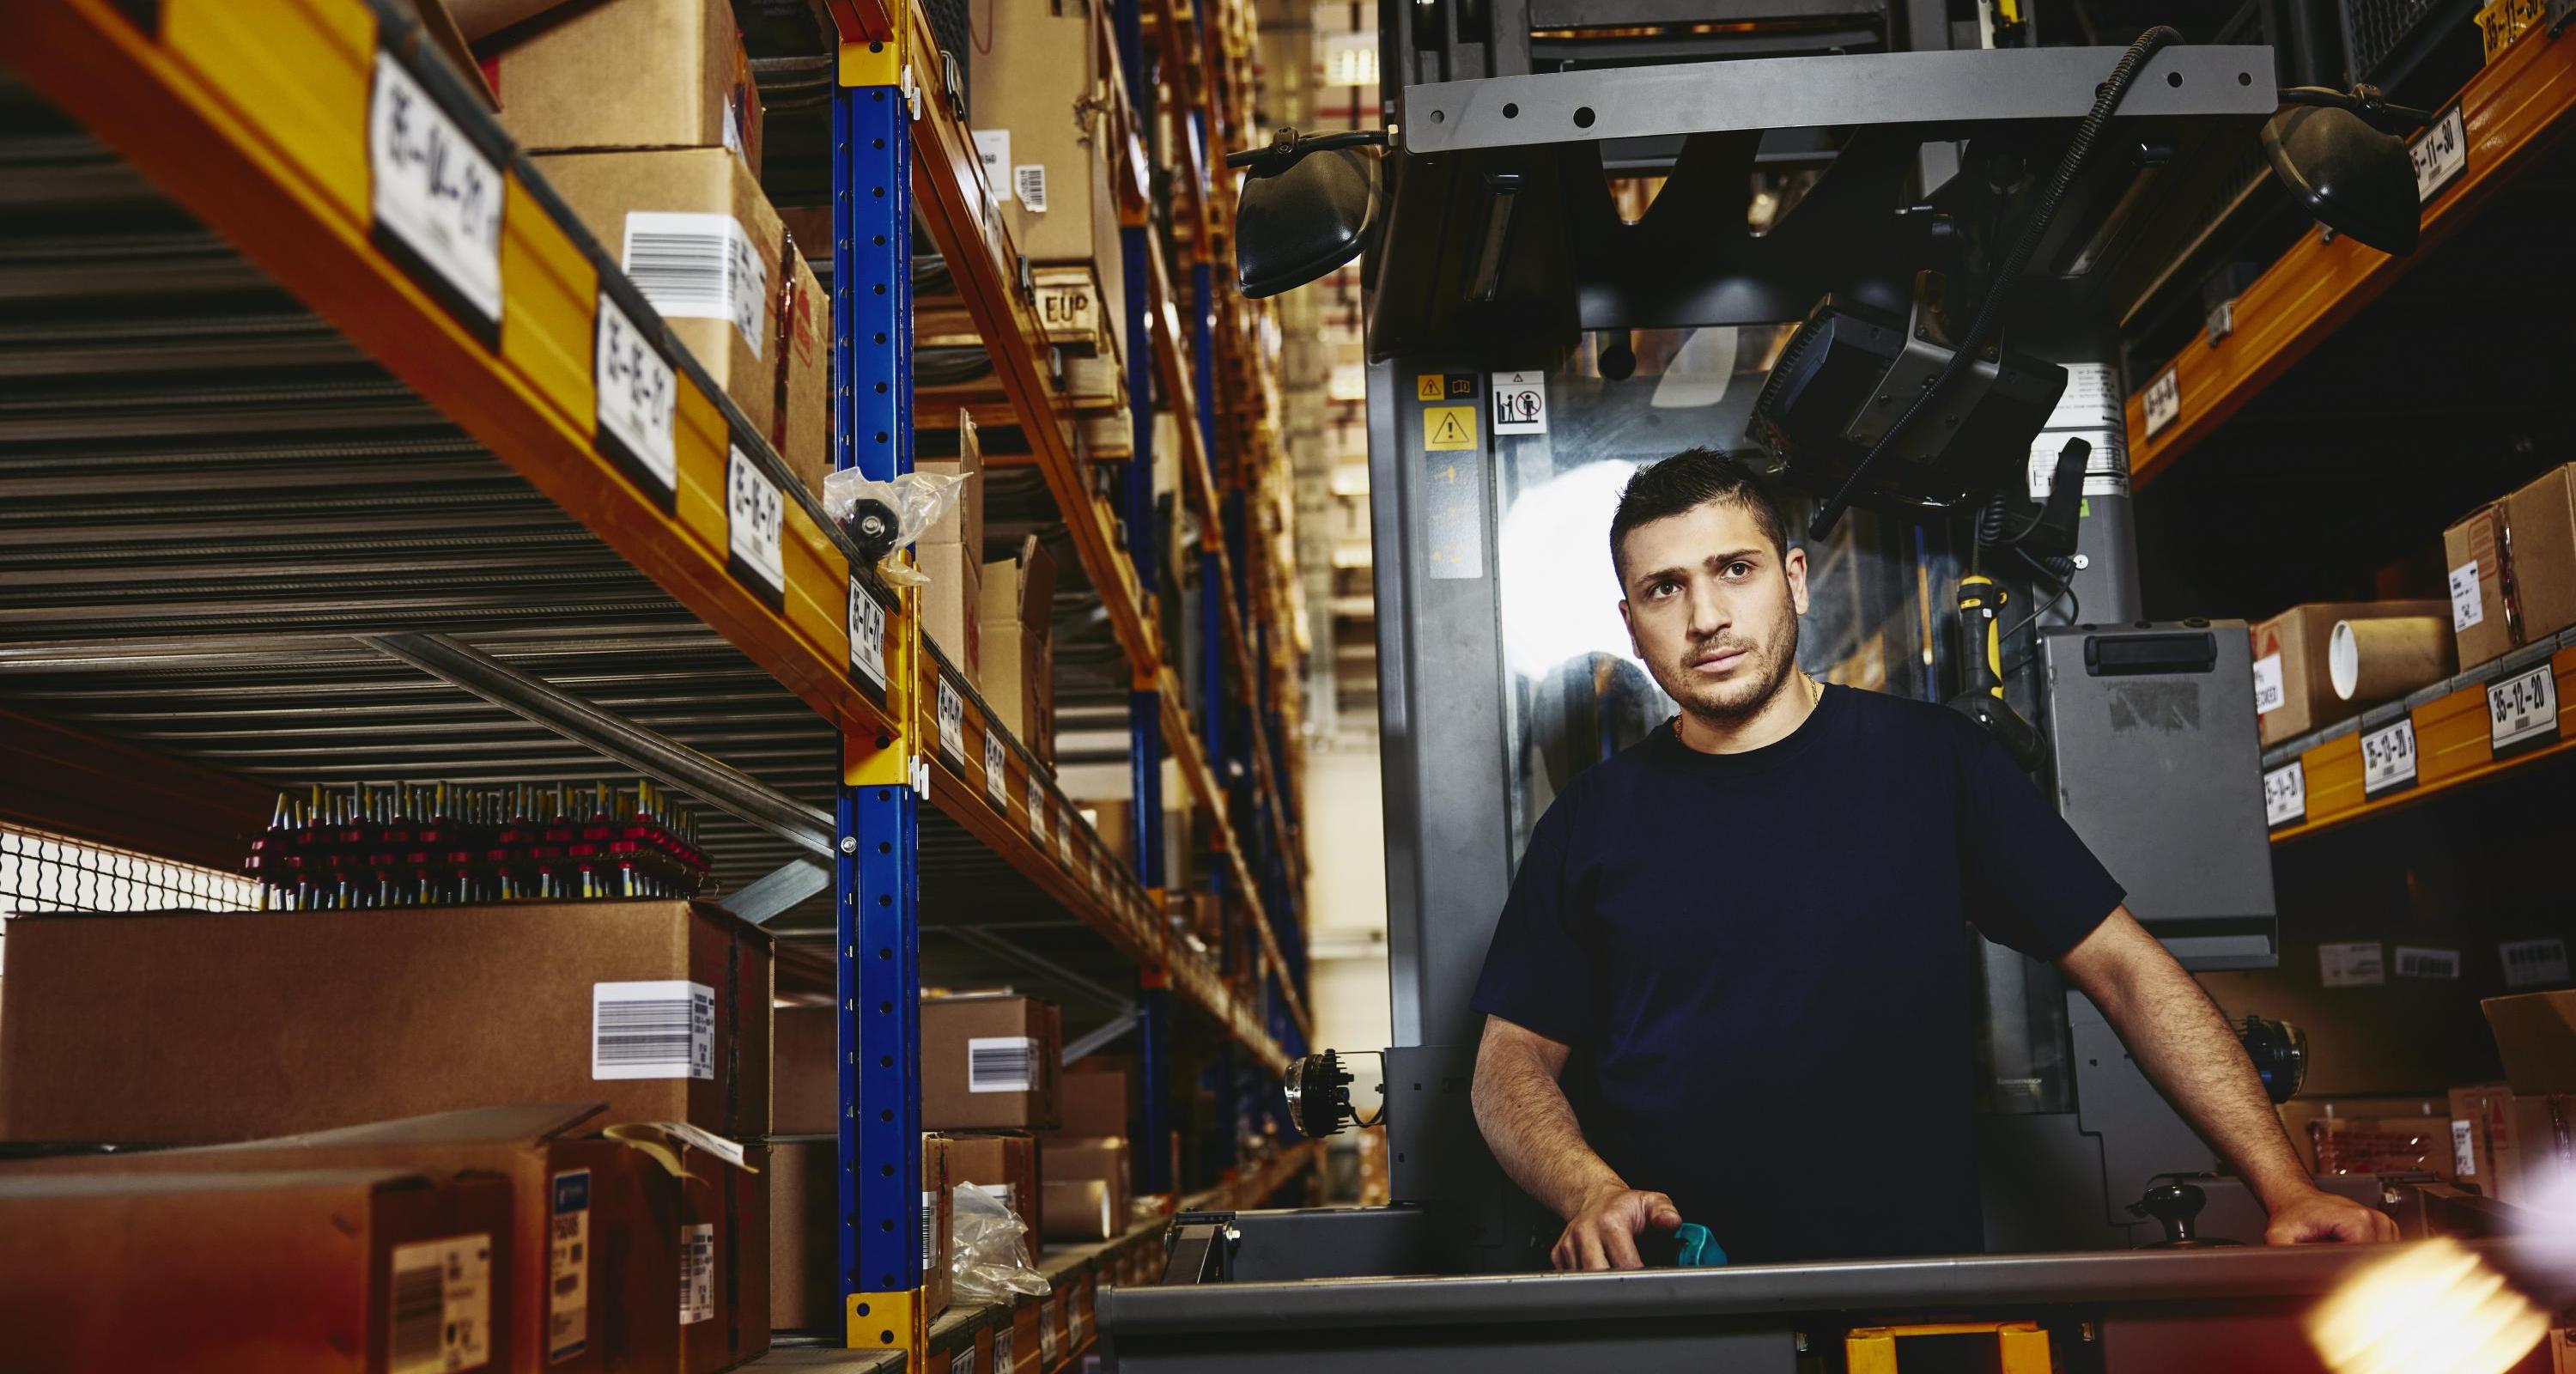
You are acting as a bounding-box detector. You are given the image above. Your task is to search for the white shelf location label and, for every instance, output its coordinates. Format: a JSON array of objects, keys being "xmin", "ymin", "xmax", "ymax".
[
  {"xmin": 847, "ymin": 580, "xmax": 887, "ymax": 690},
  {"xmin": 2263, "ymin": 761, "xmax": 2305, "ymax": 829},
  {"xmin": 368, "ymin": 52, "xmax": 503, "ymax": 330},
  {"xmin": 2360, "ymin": 718, "xmax": 2417, "ymax": 796},
  {"xmin": 594, "ymin": 293, "xmax": 678, "ymax": 495},
  {"xmin": 725, "ymin": 446, "xmax": 786, "ymax": 596},
  {"xmin": 2488, "ymin": 662, "xmax": 2559, "ymax": 753}
]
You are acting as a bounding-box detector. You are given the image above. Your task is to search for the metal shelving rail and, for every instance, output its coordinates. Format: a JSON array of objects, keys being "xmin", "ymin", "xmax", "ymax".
[{"xmin": 2, "ymin": 2, "xmax": 1315, "ymax": 1370}]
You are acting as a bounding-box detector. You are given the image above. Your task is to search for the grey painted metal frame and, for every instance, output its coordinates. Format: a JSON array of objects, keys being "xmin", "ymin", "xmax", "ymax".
[
  {"xmin": 357, "ymin": 631, "xmax": 835, "ymax": 855},
  {"xmin": 1400, "ymin": 46, "xmax": 2278, "ymax": 153}
]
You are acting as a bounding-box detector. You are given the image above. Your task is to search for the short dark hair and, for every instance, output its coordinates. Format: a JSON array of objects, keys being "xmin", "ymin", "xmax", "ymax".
[{"xmin": 1609, "ymin": 448, "xmax": 1791, "ymax": 586}]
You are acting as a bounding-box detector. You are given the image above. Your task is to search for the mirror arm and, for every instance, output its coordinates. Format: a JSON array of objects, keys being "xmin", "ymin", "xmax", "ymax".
[{"xmin": 2278, "ymin": 83, "xmax": 2436, "ymax": 129}]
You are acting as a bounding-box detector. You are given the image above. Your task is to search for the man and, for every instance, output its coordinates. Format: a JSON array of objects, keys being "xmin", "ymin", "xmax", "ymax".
[{"xmin": 1468, "ymin": 447, "xmax": 2393, "ymax": 1270}]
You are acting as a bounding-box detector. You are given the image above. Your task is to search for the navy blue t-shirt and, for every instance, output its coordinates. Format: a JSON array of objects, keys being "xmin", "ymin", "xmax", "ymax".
[{"xmin": 1470, "ymin": 684, "xmax": 2123, "ymax": 1264}]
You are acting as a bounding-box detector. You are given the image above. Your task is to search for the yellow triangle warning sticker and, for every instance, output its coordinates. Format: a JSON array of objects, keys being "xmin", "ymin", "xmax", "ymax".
[{"xmin": 1424, "ymin": 405, "xmax": 1477, "ymax": 452}]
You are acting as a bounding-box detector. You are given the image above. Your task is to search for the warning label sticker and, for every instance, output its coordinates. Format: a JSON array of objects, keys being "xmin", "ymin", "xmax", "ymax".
[{"xmin": 1424, "ymin": 405, "xmax": 1477, "ymax": 452}]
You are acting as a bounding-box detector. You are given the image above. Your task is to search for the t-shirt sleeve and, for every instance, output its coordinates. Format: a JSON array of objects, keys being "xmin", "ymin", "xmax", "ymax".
[
  {"xmin": 1469, "ymin": 797, "xmax": 1595, "ymax": 1046},
  {"xmin": 1953, "ymin": 725, "xmax": 2126, "ymax": 961}
]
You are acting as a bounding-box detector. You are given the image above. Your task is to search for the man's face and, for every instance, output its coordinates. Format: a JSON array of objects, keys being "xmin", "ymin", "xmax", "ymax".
[{"xmin": 1616, "ymin": 499, "xmax": 1810, "ymax": 722}]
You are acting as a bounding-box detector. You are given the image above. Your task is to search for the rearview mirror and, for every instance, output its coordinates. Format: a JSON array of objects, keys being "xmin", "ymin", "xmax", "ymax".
[{"xmin": 1235, "ymin": 146, "xmax": 1379, "ymax": 298}]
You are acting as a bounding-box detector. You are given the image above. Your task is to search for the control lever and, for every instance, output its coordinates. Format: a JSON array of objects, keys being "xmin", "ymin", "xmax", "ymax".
[{"xmin": 2129, "ymin": 1176, "xmax": 2243, "ymax": 1248}]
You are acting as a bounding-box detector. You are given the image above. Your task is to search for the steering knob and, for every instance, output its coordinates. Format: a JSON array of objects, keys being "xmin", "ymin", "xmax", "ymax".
[{"xmin": 2129, "ymin": 1176, "xmax": 2240, "ymax": 1249}]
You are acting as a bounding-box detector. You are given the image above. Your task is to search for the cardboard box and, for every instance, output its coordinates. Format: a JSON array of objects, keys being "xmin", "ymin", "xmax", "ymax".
[
  {"xmin": 945, "ymin": 1131, "xmax": 1041, "ymax": 1262},
  {"xmin": 920, "ymin": 539, "xmax": 984, "ymax": 683},
  {"xmin": 532, "ymin": 148, "xmax": 783, "ymax": 441},
  {"xmin": 2248, "ymin": 600, "xmax": 2445, "ymax": 746},
  {"xmin": 923, "ymin": 994, "xmax": 1061, "ymax": 1132},
  {"xmin": 678, "ymin": 1139, "xmax": 770, "ymax": 1371},
  {"xmin": 979, "ymin": 535, "xmax": 1060, "ymax": 766},
  {"xmin": 0, "ymin": 1103, "xmax": 686, "ymax": 1373},
  {"xmin": 1038, "ymin": 1136, "xmax": 1129, "ymax": 1243},
  {"xmin": 2450, "ymin": 1084, "xmax": 2512, "ymax": 1189},
  {"xmin": 769, "ymin": 1134, "xmax": 951, "ymax": 1332},
  {"xmin": 2483, "ymin": 989, "xmax": 2576, "ymax": 1094},
  {"xmin": 1080, "ymin": 799, "xmax": 1133, "ymax": 872},
  {"xmin": 2275, "ymin": 1096, "xmax": 2448, "ymax": 1174},
  {"xmin": 970, "ymin": 0, "xmax": 1111, "ymax": 264},
  {"xmin": 918, "ymin": 410, "xmax": 987, "ymax": 555},
  {"xmin": 771, "ymin": 1003, "xmax": 837, "ymax": 1137},
  {"xmin": 1055, "ymin": 1063, "xmax": 1133, "ymax": 1140},
  {"xmin": 2445, "ymin": 465, "xmax": 2576, "ymax": 669},
  {"xmin": 0, "ymin": 1168, "xmax": 514, "ymax": 1373},
  {"xmin": 0, "ymin": 901, "xmax": 774, "ymax": 1144},
  {"xmin": 2498, "ymin": 1094, "xmax": 2575, "ymax": 1207},
  {"xmin": 487, "ymin": 0, "xmax": 762, "ymax": 173},
  {"xmin": 775, "ymin": 236, "xmax": 830, "ymax": 500},
  {"xmin": 1041, "ymin": 1178, "xmax": 1118, "ymax": 1242}
]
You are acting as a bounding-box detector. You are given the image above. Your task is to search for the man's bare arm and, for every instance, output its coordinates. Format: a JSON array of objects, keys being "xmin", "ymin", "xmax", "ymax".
[
  {"xmin": 1471, "ymin": 1014, "xmax": 1681, "ymax": 1268},
  {"xmin": 2057, "ymin": 908, "xmax": 2396, "ymax": 1243}
]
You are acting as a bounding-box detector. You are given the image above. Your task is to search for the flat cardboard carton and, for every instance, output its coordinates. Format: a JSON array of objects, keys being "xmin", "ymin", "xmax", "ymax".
[
  {"xmin": 945, "ymin": 1131, "xmax": 1041, "ymax": 1262},
  {"xmin": 0, "ymin": 901, "xmax": 774, "ymax": 1144},
  {"xmin": 2248, "ymin": 600, "xmax": 2445, "ymax": 747},
  {"xmin": 0, "ymin": 1168, "xmax": 514, "ymax": 1373},
  {"xmin": 978, "ymin": 535, "xmax": 1060, "ymax": 766},
  {"xmin": 775, "ymin": 237, "xmax": 830, "ymax": 499},
  {"xmin": 533, "ymin": 148, "xmax": 783, "ymax": 441},
  {"xmin": 486, "ymin": 0, "xmax": 762, "ymax": 173},
  {"xmin": 2483, "ymin": 989, "xmax": 2576, "ymax": 1094},
  {"xmin": 917, "ymin": 410, "xmax": 986, "ymax": 553},
  {"xmin": 923, "ymin": 994, "xmax": 1061, "ymax": 1132},
  {"xmin": 0, "ymin": 1103, "xmax": 684, "ymax": 1373},
  {"xmin": 920, "ymin": 539, "xmax": 984, "ymax": 684}
]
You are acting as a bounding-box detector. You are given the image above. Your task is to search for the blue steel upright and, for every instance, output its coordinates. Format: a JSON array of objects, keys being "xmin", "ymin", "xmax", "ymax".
[{"xmin": 834, "ymin": 46, "xmax": 923, "ymax": 1353}]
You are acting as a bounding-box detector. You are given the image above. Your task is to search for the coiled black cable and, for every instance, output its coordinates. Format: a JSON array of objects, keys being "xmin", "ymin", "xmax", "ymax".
[{"xmin": 1807, "ymin": 25, "xmax": 2184, "ymax": 540}]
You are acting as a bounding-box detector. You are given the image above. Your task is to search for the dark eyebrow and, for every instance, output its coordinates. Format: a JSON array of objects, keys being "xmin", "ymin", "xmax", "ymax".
[
  {"xmin": 1705, "ymin": 547, "xmax": 1764, "ymax": 568},
  {"xmin": 1631, "ymin": 547, "xmax": 1764, "ymax": 593}
]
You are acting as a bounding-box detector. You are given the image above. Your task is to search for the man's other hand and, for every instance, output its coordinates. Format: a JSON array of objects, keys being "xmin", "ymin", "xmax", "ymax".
[
  {"xmin": 1552, "ymin": 1185, "xmax": 1684, "ymax": 1270},
  {"xmin": 2263, "ymin": 1187, "xmax": 2399, "ymax": 1244}
]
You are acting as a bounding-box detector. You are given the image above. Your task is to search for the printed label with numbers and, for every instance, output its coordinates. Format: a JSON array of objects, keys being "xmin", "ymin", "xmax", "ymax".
[
  {"xmin": 1055, "ymin": 812, "xmax": 1074, "ymax": 867},
  {"xmin": 2142, "ymin": 369, "xmax": 2180, "ymax": 436},
  {"xmin": 2319, "ymin": 941, "xmax": 2385, "ymax": 988},
  {"xmin": 2410, "ymin": 106, "xmax": 2468, "ymax": 201},
  {"xmin": 2263, "ymin": 761, "xmax": 2306, "ymax": 828},
  {"xmin": 368, "ymin": 53, "xmax": 503, "ymax": 330},
  {"xmin": 2488, "ymin": 662, "xmax": 2558, "ymax": 752},
  {"xmin": 847, "ymin": 579, "xmax": 887, "ymax": 689},
  {"xmin": 936, "ymin": 678, "xmax": 964, "ymax": 763},
  {"xmin": 2449, "ymin": 559, "xmax": 2485, "ymax": 630},
  {"xmin": 2360, "ymin": 719, "xmax": 2417, "ymax": 795},
  {"xmin": 1026, "ymin": 776, "xmax": 1048, "ymax": 848},
  {"xmin": 984, "ymin": 730, "xmax": 1009, "ymax": 808},
  {"xmin": 2394, "ymin": 945, "xmax": 2461, "ymax": 980},
  {"xmin": 594, "ymin": 294, "xmax": 678, "ymax": 495},
  {"xmin": 2251, "ymin": 654, "xmax": 2286, "ymax": 715},
  {"xmin": 2501, "ymin": 937, "xmax": 2570, "ymax": 988},
  {"xmin": 725, "ymin": 446, "xmax": 785, "ymax": 596}
]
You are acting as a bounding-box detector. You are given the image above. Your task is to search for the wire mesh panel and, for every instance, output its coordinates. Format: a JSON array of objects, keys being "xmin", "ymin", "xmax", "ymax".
[
  {"xmin": 2339, "ymin": 0, "xmax": 2468, "ymax": 82},
  {"xmin": 0, "ymin": 824, "xmax": 258, "ymax": 917}
]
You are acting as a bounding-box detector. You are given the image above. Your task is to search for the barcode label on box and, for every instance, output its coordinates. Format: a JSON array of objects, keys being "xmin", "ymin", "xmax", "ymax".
[
  {"xmin": 994, "ymin": 1325, "xmax": 1015, "ymax": 1374},
  {"xmin": 388, "ymin": 1233, "xmax": 492, "ymax": 1374},
  {"xmin": 2251, "ymin": 653, "xmax": 2286, "ymax": 715},
  {"xmin": 368, "ymin": 53, "xmax": 503, "ymax": 331},
  {"xmin": 2360, "ymin": 719, "xmax": 2417, "ymax": 796},
  {"xmin": 848, "ymin": 578, "xmax": 888, "ymax": 689},
  {"xmin": 968, "ymin": 1035, "xmax": 1036, "ymax": 1093},
  {"xmin": 548, "ymin": 1171, "xmax": 591, "ymax": 1362},
  {"xmin": 2319, "ymin": 941, "xmax": 2385, "ymax": 988},
  {"xmin": 623, "ymin": 211, "xmax": 767, "ymax": 356},
  {"xmin": 592, "ymin": 981, "xmax": 714, "ymax": 1080},
  {"xmin": 923, "ymin": 1190, "xmax": 939, "ymax": 1270},
  {"xmin": 726, "ymin": 444, "xmax": 786, "ymax": 596},
  {"xmin": 2501, "ymin": 937, "xmax": 2571, "ymax": 988},
  {"xmin": 1013, "ymin": 163, "xmax": 1048, "ymax": 213},
  {"xmin": 2263, "ymin": 762, "xmax": 2306, "ymax": 829},
  {"xmin": 938, "ymin": 678, "xmax": 965, "ymax": 763},
  {"xmin": 2488, "ymin": 663, "xmax": 2559, "ymax": 752},
  {"xmin": 2394, "ymin": 945, "xmax": 2461, "ymax": 979},
  {"xmin": 2449, "ymin": 559, "xmax": 2484, "ymax": 630},
  {"xmin": 985, "ymin": 731, "xmax": 1009, "ymax": 809},
  {"xmin": 679, "ymin": 1223, "xmax": 714, "ymax": 1325},
  {"xmin": 594, "ymin": 293, "xmax": 678, "ymax": 496}
]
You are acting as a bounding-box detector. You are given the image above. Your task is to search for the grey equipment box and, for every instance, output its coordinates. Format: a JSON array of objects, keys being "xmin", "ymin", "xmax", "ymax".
[{"xmin": 2037, "ymin": 620, "xmax": 2277, "ymax": 970}]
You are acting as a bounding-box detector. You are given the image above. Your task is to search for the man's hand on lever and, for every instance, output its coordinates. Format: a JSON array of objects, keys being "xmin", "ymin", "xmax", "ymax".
[
  {"xmin": 1553, "ymin": 1183, "xmax": 1684, "ymax": 1271},
  {"xmin": 2260, "ymin": 1185, "xmax": 2399, "ymax": 1244}
]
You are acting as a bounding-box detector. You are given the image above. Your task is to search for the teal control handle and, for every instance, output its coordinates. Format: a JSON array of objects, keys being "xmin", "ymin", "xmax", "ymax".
[{"xmin": 1672, "ymin": 1222, "xmax": 1728, "ymax": 1267}]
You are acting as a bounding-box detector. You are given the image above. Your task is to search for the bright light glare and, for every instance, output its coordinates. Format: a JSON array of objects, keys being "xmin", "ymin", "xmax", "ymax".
[
  {"xmin": 2306, "ymin": 1238, "xmax": 2546, "ymax": 1374},
  {"xmin": 1498, "ymin": 459, "xmax": 1642, "ymax": 678}
]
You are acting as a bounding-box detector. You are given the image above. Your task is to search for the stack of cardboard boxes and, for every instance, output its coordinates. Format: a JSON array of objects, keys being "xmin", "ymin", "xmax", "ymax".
[
  {"xmin": 497, "ymin": 0, "xmax": 834, "ymax": 501},
  {"xmin": 981, "ymin": 536, "xmax": 1061, "ymax": 769},
  {"xmin": 1042, "ymin": 1062, "xmax": 1138, "ymax": 1243},
  {"xmin": 919, "ymin": 414, "xmax": 987, "ymax": 683},
  {"xmin": 2449, "ymin": 989, "xmax": 2576, "ymax": 1210},
  {"xmin": 768, "ymin": 993, "xmax": 1064, "ymax": 1333},
  {"xmin": 2443, "ymin": 463, "xmax": 2576, "ymax": 671},
  {"xmin": 0, "ymin": 900, "xmax": 777, "ymax": 1371}
]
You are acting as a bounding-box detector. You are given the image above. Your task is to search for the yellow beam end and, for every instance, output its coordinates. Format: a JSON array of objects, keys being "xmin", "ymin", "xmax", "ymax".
[
  {"xmin": 848, "ymin": 1289, "xmax": 922, "ymax": 1355},
  {"xmin": 840, "ymin": 37, "xmax": 903, "ymax": 88}
]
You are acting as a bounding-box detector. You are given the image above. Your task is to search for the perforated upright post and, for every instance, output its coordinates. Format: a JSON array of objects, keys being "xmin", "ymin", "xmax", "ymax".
[{"xmin": 834, "ymin": 33, "xmax": 924, "ymax": 1359}]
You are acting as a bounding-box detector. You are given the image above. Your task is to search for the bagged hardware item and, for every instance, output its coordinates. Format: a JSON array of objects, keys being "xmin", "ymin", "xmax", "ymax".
[
  {"xmin": 823, "ymin": 468, "xmax": 973, "ymax": 580},
  {"xmin": 951, "ymin": 1181, "xmax": 1049, "ymax": 1304}
]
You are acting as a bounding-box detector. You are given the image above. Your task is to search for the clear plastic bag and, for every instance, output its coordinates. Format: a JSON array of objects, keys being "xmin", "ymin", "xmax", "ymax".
[
  {"xmin": 951, "ymin": 1182, "xmax": 1049, "ymax": 1304},
  {"xmin": 822, "ymin": 469, "xmax": 971, "ymax": 586}
]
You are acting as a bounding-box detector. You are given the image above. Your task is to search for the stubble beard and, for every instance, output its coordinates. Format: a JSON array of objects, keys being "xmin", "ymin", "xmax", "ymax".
[{"xmin": 1661, "ymin": 594, "xmax": 1801, "ymax": 728}]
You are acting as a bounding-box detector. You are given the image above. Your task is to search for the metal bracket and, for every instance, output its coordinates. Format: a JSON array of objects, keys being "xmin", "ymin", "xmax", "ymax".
[{"xmin": 722, "ymin": 858, "xmax": 833, "ymax": 926}]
